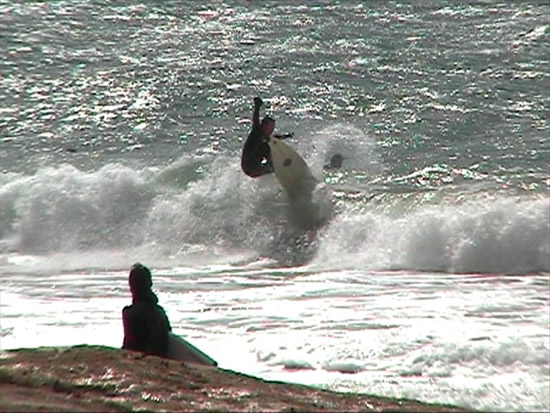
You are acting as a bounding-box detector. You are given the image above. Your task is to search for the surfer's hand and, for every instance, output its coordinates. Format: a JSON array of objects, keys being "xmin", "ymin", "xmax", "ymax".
[
  {"xmin": 274, "ymin": 132, "xmax": 294, "ymax": 140},
  {"xmin": 254, "ymin": 97, "xmax": 263, "ymax": 108}
]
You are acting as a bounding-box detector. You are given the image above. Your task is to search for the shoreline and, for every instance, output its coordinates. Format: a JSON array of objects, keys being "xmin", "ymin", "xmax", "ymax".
[{"xmin": 0, "ymin": 345, "xmax": 470, "ymax": 412}]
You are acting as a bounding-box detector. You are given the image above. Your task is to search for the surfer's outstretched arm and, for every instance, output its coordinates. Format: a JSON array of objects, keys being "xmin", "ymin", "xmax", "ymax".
[{"xmin": 274, "ymin": 132, "xmax": 294, "ymax": 140}]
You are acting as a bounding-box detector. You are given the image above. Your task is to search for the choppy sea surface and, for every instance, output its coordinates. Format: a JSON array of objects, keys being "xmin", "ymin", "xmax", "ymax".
[{"xmin": 1, "ymin": 1, "xmax": 549, "ymax": 411}]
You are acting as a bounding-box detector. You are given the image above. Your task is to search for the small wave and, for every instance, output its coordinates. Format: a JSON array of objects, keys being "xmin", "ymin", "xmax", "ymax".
[{"xmin": 0, "ymin": 157, "xmax": 325, "ymax": 269}]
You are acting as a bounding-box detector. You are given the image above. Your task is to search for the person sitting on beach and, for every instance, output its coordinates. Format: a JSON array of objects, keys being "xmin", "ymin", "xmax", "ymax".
[
  {"xmin": 241, "ymin": 96, "xmax": 293, "ymax": 178},
  {"xmin": 122, "ymin": 263, "xmax": 172, "ymax": 358}
]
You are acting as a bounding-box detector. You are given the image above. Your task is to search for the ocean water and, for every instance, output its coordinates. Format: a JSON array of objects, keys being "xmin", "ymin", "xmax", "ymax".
[{"xmin": 1, "ymin": 0, "xmax": 549, "ymax": 411}]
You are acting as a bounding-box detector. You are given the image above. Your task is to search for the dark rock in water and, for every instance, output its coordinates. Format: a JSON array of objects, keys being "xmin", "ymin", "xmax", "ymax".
[{"xmin": 0, "ymin": 345, "xmax": 469, "ymax": 412}]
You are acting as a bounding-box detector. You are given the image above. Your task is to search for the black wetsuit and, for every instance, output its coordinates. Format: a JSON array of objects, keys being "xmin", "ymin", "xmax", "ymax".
[
  {"xmin": 122, "ymin": 297, "xmax": 172, "ymax": 358},
  {"xmin": 241, "ymin": 100, "xmax": 273, "ymax": 177}
]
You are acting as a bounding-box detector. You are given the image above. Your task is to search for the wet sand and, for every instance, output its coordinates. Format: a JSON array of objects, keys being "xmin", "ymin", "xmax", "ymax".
[{"xmin": 0, "ymin": 345, "xmax": 469, "ymax": 412}]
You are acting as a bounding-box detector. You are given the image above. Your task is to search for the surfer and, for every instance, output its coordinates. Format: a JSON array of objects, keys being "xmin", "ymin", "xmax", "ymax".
[
  {"xmin": 241, "ymin": 97, "xmax": 293, "ymax": 178},
  {"xmin": 122, "ymin": 263, "xmax": 172, "ymax": 358},
  {"xmin": 326, "ymin": 153, "xmax": 344, "ymax": 169},
  {"xmin": 241, "ymin": 97, "xmax": 274, "ymax": 177}
]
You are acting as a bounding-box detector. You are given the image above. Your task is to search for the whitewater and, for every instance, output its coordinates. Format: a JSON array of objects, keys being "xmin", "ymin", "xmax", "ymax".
[{"xmin": 1, "ymin": 1, "xmax": 549, "ymax": 411}]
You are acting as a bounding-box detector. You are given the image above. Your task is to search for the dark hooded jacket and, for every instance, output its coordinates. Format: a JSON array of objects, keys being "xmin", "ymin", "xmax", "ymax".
[{"xmin": 122, "ymin": 263, "xmax": 171, "ymax": 357}]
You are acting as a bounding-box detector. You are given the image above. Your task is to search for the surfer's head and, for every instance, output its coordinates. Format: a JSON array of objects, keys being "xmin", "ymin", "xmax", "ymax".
[
  {"xmin": 129, "ymin": 263, "xmax": 153, "ymax": 296},
  {"xmin": 329, "ymin": 153, "xmax": 344, "ymax": 169},
  {"xmin": 261, "ymin": 116, "xmax": 275, "ymax": 137}
]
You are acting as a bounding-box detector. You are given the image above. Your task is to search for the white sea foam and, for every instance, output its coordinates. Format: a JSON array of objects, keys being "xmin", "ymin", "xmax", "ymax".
[{"xmin": 1, "ymin": 160, "xmax": 548, "ymax": 275}]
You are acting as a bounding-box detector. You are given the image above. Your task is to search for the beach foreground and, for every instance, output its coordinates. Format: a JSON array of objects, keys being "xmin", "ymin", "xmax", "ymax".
[{"xmin": 0, "ymin": 345, "xmax": 468, "ymax": 412}]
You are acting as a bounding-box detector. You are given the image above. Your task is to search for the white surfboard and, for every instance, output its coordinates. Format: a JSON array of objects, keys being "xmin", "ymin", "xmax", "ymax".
[
  {"xmin": 166, "ymin": 333, "xmax": 217, "ymax": 367},
  {"xmin": 268, "ymin": 137, "xmax": 317, "ymax": 200}
]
